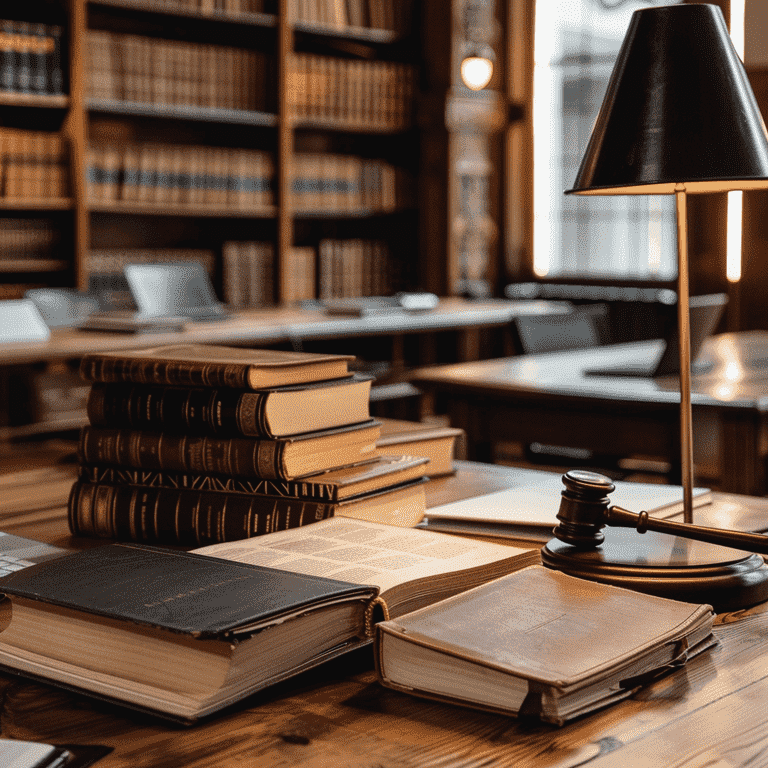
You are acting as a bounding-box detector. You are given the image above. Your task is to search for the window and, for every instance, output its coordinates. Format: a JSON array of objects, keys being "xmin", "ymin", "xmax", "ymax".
[{"xmin": 532, "ymin": 0, "xmax": 680, "ymax": 280}]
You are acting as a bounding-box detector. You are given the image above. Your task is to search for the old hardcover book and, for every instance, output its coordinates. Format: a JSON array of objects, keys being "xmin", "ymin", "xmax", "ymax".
[
  {"xmin": 0, "ymin": 519, "xmax": 538, "ymax": 722},
  {"xmin": 376, "ymin": 418, "xmax": 464, "ymax": 477},
  {"xmin": 77, "ymin": 420, "xmax": 380, "ymax": 480},
  {"xmin": 79, "ymin": 344, "xmax": 355, "ymax": 389},
  {"xmin": 376, "ymin": 565, "xmax": 716, "ymax": 726},
  {"xmin": 78, "ymin": 454, "xmax": 429, "ymax": 503},
  {"xmin": 85, "ymin": 374, "xmax": 373, "ymax": 438},
  {"xmin": 68, "ymin": 476, "xmax": 427, "ymax": 544}
]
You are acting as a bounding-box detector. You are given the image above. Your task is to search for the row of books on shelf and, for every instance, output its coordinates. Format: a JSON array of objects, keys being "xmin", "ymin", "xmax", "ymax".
[
  {"xmin": 0, "ymin": 343, "xmax": 716, "ymax": 727},
  {"xmin": 86, "ymin": 143, "xmax": 274, "ymax": 209},
  {"xmin": 0, "ymin": 219, "xmax": 59, "ymax": 258},
  {"xmin": 287, "ymin": 54, "xmax": 415, "ymax": 129},
  {"xmin": 87, "ymin": 31, "xmax": 270, "ymax": 112},
  {"xmin": 221, "ymin": 238, "xmax": 394, "ymax": 307},
  {"xmin": 0, "ymin": 128, "xmax": 69, "ymax": 200},
  {"xmin": 85, "ymin": 145, "xmax": 407, "ymax": 213},
  {"xmin": 292, "ymin": 153, "xmax": 408, "ymax": 212},
  {"xmin": 292, "ymin": 0, "xmax": 412, "ymax": 32},
  {"xmin": 0, "ymin": 19, "xmax": 64, "ymax": 97}
]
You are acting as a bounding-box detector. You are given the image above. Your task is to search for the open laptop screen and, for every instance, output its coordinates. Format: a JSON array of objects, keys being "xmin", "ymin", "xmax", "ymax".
[{"xmin": 124, "ymin": 262, "xmax": 227, "ymax": 320}]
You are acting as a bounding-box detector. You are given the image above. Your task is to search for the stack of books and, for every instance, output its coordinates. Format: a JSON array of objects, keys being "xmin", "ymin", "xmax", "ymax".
[{"xmin": 69, "ymin": 344, "xmax": 431, "ymax": 546}]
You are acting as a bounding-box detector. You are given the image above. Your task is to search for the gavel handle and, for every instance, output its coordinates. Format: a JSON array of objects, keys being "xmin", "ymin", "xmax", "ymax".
[{"xmin": 607, "ymin": 506, "xmax": 768, "ymax": 555}]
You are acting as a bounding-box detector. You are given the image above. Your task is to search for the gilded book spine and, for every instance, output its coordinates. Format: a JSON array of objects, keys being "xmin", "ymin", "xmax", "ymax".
[
  {"xmin": 78, "ymin": 426, "xmax": 286, "ymax": 479},
  {"xmin": 68, "ymin": 481, "xmax": 334, "ymax": 545},
  {"xmin": 80, "ymin": 464, "xmax": 343, "ymax": 502},
  {"xmin": 79, "ymin": 355, "xmax": 250, "ymax": 389},
  {"xmin": 87, "ymin": 383, "xmax": 271, "ymax": 437}
]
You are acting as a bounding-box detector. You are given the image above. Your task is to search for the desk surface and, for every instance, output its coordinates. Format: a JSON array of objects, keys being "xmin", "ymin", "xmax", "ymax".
[
  {"xmin": 0, "ymin": 298, "xmax": 566, "ymax": 366},
  {"xmin": 413, "ymin": 330, "xmax": 768, "ymax": 411},
  {"xmin": 2, "ymin": 457, "xmax": 768, "ymax": 767}
]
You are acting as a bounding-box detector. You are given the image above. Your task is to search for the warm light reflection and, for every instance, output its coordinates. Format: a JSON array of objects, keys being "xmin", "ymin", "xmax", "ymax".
[
  {"xmin": 715, "ymin": 383, "xmax": 737, "ymax": 399},
  {"xmin": 461, "ymin": 57, "xmax": 494, "ymax": 90},
  {"xmin": 724, "ymin": 360, "xmax": 744, "ymax": 381},
  {"xmin": 727, "ymin": 0, "xmax": 746, "ymax": 284}
]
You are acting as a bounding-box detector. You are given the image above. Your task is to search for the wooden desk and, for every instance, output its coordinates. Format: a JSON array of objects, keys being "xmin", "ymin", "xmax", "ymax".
[
  {"xmin": 3, "ymin": 458, "xmax": 768, "ymax": 767},
  {"xmin": 413, "ymin": 331, "xmax": 768, "ymax": 496},
  {"xmin": 0, "ymin": 298, "xmax": 566, "ymax": 366}
]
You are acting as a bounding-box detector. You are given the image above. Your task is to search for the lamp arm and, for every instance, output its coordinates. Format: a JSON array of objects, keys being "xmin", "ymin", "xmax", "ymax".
[{"xmin": 606, "ymin": 506, "xmax": 768, "ymax": 555}]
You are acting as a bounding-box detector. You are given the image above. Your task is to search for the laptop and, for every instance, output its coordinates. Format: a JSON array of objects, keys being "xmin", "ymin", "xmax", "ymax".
[
  {"xmin": 584, "ymin": 293, "xmax": 728, "ymax": 378},
  {"xmin": 0, "ymin": 532, "xmax": 68, "ymax": 579},
  {"xmin": 124, "ymin": 262, "xmax": 231, "ymax": 322}
]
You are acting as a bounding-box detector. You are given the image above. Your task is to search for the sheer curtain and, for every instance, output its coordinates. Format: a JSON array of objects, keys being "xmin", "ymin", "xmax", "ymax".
[{"xmin": 532, "ymin": 0, "xmax": 680, "ymax": 280}]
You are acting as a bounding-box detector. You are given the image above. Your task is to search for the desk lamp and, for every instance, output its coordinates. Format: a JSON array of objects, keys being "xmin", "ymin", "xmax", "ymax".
[{"xmin": 540, "ymin": 3, "xmax": 768, "ymax": 611}]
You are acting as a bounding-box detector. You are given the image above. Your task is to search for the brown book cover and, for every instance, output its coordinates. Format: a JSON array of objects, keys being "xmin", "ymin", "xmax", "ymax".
[
  {"xmin": 85, "ymin": 373, "xmax": 372, "ymax": 438},
  {"xmin": 376, "ymin": 565, "xmax": 716, "ymax": 725},
  {"xmin": 78, "ymin": 454, "xmax": 429, "ymax": 502},
  {"xmin": 376, "ymin": 418, "xmax": 464, "ymax": 477},
  {"xmin": 77, "ymin": 420, "xmax": 381, "ymax": 480},
  {"xmin": 68, "ymin": 476, "xmax": 427, "ymax": 544},
  {"xmin": 79, "ymin": 344, "xmax": 354, "ymax": 390}
]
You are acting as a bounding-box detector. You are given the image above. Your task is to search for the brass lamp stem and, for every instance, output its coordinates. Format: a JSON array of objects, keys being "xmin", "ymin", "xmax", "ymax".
[{"xmin": 675, "ymin": 187, "xmax": 694, "ymax": 523}]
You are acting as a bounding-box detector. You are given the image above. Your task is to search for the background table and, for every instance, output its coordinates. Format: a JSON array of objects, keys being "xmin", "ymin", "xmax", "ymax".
[
  {"xmin": 413, "ymin": 331, "xmax": 768, "ymax": 496},
  {"xmin": 2, "ymin": 457, "xmax": 768, "ymax": 767}
]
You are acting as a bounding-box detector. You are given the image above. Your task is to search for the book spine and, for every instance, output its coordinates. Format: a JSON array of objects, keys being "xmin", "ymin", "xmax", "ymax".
[
  {"xmin": 79, "ymin": 464, "xmax": 342, "ymax": 502},
  {"xmin": 78, "ymin": 426, "xmax": 286, "ymax": 479},
  {"xmin": 86, "ymin": 383, "xmax": 272, "ymax": 437},
  {"xmin": 79, "ymin": 355, "xmax": 251, "ymax": 389},
  {"xmin": 68, "ymin": 480, "xmax": 335, "ymax": 545}
]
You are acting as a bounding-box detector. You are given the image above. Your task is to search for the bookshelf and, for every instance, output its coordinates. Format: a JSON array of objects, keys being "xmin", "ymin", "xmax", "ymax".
[{"xmin": 0, "ymin": 0, "xmax": 437, "ymax": 309}]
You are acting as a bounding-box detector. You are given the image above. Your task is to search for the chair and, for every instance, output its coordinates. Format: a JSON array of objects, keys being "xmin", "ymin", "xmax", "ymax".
[{"xmin": 507, "ymin": 304, "xmax": 631, "ymax": 477}]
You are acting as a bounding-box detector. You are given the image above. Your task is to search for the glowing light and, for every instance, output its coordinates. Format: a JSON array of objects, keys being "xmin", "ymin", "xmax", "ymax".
[
  {"xmin": 461, "ymin": 56, "xmax": 494, "ymax": 90},
  {"xmin": 727, "ymin": 0, "xmax": 746, "ymax": 284}
]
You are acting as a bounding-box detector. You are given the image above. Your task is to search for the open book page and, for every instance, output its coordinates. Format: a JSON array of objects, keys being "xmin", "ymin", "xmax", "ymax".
[
  {"xmin": 195, "ymin": 518, "xmax": 537, "ymax": 616},
  {"xmin": 425, "ymin": 470, "xmax": 710, "ymax": 527}
]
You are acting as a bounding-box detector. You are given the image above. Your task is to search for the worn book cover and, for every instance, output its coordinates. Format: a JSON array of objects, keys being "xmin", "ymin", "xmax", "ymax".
[
  {"xmin": 79, "ymin": 344, "xmax": 354, "ymax": 389},
  {"xmin": 85, "ymin": 373, "xmax": 373, "ymax": 438},
  {"xmin": 375, "ymin": 565, "xmax": 716, "ymax": 725},
  {"xmin": 77, "ymin": 420, "xmax": 381, "ymax": 480}
]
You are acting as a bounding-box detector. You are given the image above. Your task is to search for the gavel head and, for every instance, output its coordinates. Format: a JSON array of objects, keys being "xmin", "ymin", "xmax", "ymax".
[{"xmin": 552, "ymin": 469, "xmax": 615, "ymax": 548}]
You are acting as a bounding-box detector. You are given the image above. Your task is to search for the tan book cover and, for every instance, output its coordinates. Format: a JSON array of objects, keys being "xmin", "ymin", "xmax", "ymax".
[
  {"xmin": 376, "ymin": 418, "xmax": 464, "ymax": 477},
  {"xmin": 376, "ymin": 565, "xmax": 716, "ymax": 725}
]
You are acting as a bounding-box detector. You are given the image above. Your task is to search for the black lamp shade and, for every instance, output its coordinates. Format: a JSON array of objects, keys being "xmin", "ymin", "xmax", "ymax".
[{"xmin": 567, "ymin": 3, "xmax": 768, "ymax": 195}]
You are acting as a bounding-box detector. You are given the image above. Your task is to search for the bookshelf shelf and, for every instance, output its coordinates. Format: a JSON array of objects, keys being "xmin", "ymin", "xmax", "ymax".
[
  {"xmin": 86, "ymin": 100, "xmax": 279, "ymax": 127},
  {"xmin": 292, "ymin": 21, "xmax": 400, "ymax": 44},
  {"xmin": 88, "ymin": 202, "xmax": 278, "ymax": 218},
  {"xmin": 0, "ymin": 200, "xmax": 73, "ymax": 211},
  {"xmin": 293, "ymin": 118, "xmax": 410, "ymax": 134},
  {"xmin": 88, "ymin": 0, "xmax": 277, "ymax": 27},
  {"xmin": 0, "ymin": 260, "xmax": 70, "ymax": 273},
  {"xmin": 0, "ymin": 92, "xmax": 69, "ymax": 109}
]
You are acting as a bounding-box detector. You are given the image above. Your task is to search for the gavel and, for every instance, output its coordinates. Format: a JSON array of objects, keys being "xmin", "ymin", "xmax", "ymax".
[{"xmin": 553, "ymin": 469, "xmax": 768, "ymax": 555}]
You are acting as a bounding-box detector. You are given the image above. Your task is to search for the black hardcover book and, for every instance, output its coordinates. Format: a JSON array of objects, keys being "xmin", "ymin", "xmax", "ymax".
[{"xmin": 0, "ymin": 543, "xmax": 377, "ymax": 722}]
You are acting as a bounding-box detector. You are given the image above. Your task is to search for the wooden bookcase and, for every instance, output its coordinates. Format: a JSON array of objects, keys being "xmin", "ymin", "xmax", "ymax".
[{"xmin": 1, "ymin": 0, "xmax": 441, "ymax": 308}]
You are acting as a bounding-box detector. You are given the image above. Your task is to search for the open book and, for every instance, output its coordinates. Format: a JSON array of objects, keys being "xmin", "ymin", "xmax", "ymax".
[
  {"xmin": 423, "ymin": 469, "xmax": 711, "ymax": 543},
  {"xmin": 376, "ymin": 565, "xmax": 716, "ymax": 725},
  {"xmin": 0, "ymin": 519, "xmax": 538, "ymax": 722}
]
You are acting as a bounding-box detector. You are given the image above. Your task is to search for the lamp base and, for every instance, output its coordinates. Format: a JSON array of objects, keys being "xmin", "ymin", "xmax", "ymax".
[{"xmin": 541, "ymin": 527, "xmax": 768, "ymax": 612}]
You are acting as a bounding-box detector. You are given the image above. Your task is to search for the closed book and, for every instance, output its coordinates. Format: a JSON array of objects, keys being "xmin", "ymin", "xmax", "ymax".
[
  {"xmin": 68, "ymin": 476, "xmax": 427, "ymax": 544},
  {"xmin": 376, "ymin": 565, "xmax": 716, "ymax": 726},
  {"xmin": 0, "ymin": 520, "xmax": 539, "ymax": 722},
  {"xmin": 79, "ymin": 344, "xmax": 354, "ymax": 389},
  {"xmin": 78, "ymin": 453, "xmax": 429, "ymax": 502},
  {"xmin": 85, "ymin": 374, "xmax": 373, "ymax": 438},
  {"xmin": 77, "ymin": 420, "xmax": 381, "ymax": 480},
  {"xmin": 376, "ymin": 418, "xmax": 464, "ymax": 477}
]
